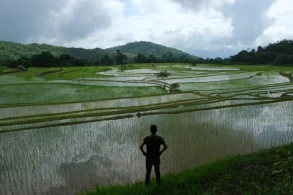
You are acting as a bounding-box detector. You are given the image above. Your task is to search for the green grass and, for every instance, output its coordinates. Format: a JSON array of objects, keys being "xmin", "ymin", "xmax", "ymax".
[
  {"xmin": 0, "ymin": 66, "xmax": 112, "ymax": 81},
  {"xmin": 0, "ymin": 66, "xmax": 12, "ymax": 73},
  {"xmin": 0, "ymin": 83, "xmax": 166, "ymax": 104},
  {"xmin": 42, "ymin": 66, "xmax": 112, "ymax": 80},
  {"xmin": 82, "ymin": 143, "xmax": 293, "ymax": 195}
]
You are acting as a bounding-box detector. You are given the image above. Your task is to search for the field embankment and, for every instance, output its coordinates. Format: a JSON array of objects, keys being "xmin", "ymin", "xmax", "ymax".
[{"xmin": 83, "ymin": 142, "xmax": 293, "ymax": 195}]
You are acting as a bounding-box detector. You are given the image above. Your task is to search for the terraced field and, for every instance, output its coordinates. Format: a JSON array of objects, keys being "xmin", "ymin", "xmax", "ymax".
[{"xmin": 1, "ymin": 64, "xmax": 293, "ymax": 195}]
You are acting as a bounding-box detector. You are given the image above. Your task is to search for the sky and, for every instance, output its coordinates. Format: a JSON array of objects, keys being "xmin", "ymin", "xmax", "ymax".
[{"xmin": 0, "ymin": 0, "xmax": 293, "ymax": 58}]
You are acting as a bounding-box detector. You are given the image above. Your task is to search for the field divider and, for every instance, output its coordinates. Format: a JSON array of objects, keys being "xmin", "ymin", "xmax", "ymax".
[
  {"xmin": 0, "ymin": 98, "xmax": 214, "ymax": 126},
  {"xmin": 1, "ymin": 98, "xmax": 289, "ymax": 134},
  {"xmin": 0, "ymin": 95, "xmax": 278, "ymax": 126},
  {"xmin": 1, "ymin": 96, "xmax": 291, "ymax": 134},
  {"xmin": 0, "ymin": 91, "xmax": 197, "ymax": 108}
]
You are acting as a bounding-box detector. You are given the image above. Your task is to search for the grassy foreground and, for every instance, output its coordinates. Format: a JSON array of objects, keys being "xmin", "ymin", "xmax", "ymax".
[{"xmin": 82, "ymin": 143, "xmax": 293, "ymax": 195}]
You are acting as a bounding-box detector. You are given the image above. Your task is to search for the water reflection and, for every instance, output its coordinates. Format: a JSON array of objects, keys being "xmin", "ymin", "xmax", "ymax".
[
  {"xmin": 47, "ymin": 155, "xmax": 130, "ymax": 195},
  {"xmin": 257, "ymin": 125, "xmax": 293, "ymax": 148},
  {"xmin": 1, "ymin": 101, "xmax": 293, "ymax": 195}
]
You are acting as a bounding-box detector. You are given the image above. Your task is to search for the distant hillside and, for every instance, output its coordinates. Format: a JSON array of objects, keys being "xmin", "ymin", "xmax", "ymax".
[
  {"xmin": 0, "ymin": 41, "xmax": 196, "ymax": 64},
  {"xmin": 106, "ymin": 41, "xmax": 194, "ymax": 58},
  {"xmin": 230, "ymin": 39, "xmax": 293, "ymax": 65},
  {"xmin": 0, "ymin": 41, "xmax": 111, "ymax": 62}
]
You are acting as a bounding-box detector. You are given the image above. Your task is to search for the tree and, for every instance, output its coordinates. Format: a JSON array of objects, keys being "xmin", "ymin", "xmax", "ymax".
[
  {"xmin": 257, "ymin": 46, "xmax": 263, "ymax": 52},
  {"xmin": 31, "ymin": 51, "xmax": 57, "ymax": 67},
  {"xmin": 71, "ymin": 58, "xmax": 85, "ymax": 66},
  {"xmin": 115, "ymin": 50, "xmax": 126, "ymax": 65},
  {"xmin": 100, "ymin": 54, "xmax": 113, "ymax": 65},
  {"xmin": 148, "ymin": 54, "xmax": 158, "ymax": 63},
  {"xmin": 162, "ymin": 52, "xmax": 175, "ymax": 62},
  {"xmin": 57, "ymin": 54, "xmax": 73, "ymax": 69},
  {"xmin": 274, "ymin": 54, "xmax": 292, "ymax": 65},
  {"xmin": 18, "ymin": 57, "xmax": 32, "ymax": 70},
  {"xmin": 134, "ymin": 53, "xmax": 147, "ymax": 63},
  {"xmin": 156, "ymin": 70, "xmax": 172, "ymax": 89}
]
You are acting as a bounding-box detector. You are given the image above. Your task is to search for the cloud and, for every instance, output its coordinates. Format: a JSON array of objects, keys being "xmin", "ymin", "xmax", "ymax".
[
  {"xmin": 0, "ymin": 0, "xmax": 235, "ymax": 52},
  {"xmin": 172, "ymin": 0, "xmax": 235, "ymax": 10},
  {"xmin": 223, "ymin": 0, "xmax": 275, "ymax": 45},
  {"xmin": 255, "ymin": 0, "xmax": 293, "ymax": 46},
  {"xmin": 80, "ymin": 0, "xmax": 234, "ymax": 52},
  {"xmin": 0, "ymin": 0, "xmax": 291, "ymax": 58},
  {"xmin": 46, "ymin": 0, "xmax": 115, "ymax": 42},
  {"xmin": 0, "ymin": 0, "xmax": 123, "ymax": 44},
  {"xmin": 0, "ymin": 0, "xmax": 62, "ymax": 42}
]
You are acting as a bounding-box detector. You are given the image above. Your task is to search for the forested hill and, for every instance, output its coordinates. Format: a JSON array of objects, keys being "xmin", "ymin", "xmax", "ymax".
[
  {"xmin": 229, "ymin": 39, "xmax": 293, "ymax": 65},
  {"xmin": 106, "ymin": 41, "xmax": 193, "ymax": 58},
  {"xmin": 0, "ymin": 40, "xmax": 195, "ymax": 62},
  {"xmin": 0, "ymin": 41, "xmax": 109, "ymax": 62}
]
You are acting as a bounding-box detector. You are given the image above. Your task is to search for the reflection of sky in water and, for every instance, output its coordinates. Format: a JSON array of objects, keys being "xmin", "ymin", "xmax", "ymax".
[
  {"xmin": 179, "ymin": 75, "xmax": 289, "ymax": 91},
  {"xmin": 210, "ymin": 102, "xmax": 293, "ymax": 148},
  {"xmin": 1, "ymin": 101, "xmax": 293, "ymax": 194},
  {"xmin": 0, "ymin": 93, "xmax": 197, "ymax": 119},
  {"xmin": 166, "ymin": 72, "xmax": 257, "ymax": 84},
  {"xmin": 190, "ymin": 67, "xmax": 240, "ymax": 71},
  {"xmin": 82, "ymin": 80, "xmax": 156, "ymax": 87},
  {"xmin": 125, "ymin": 69, "xmax": 160, "ymax": 74},
  {"xmin": 82, "ymin": 76, "xmax": 148, "ymax": 81}
]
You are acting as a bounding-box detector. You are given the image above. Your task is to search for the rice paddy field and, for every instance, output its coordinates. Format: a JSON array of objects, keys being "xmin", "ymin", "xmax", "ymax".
[{"xmin": 1, "ymin": 63, "xmax": 293, "ymax": 195}]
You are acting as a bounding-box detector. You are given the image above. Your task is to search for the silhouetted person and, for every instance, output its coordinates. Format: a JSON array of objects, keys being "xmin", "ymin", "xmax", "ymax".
[{"xmin": 139, "ymin": 125, "xmax": 168, "ymax": 185}]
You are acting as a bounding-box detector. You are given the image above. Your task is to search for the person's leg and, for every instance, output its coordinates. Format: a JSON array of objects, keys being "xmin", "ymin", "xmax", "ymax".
[
  {"xmin": 154, "ymin": 159, "xmax": 161, "ymax": 184},
  {"xmin": 145, "ymin": 159, "xmax": 153, "ymax": 185}
]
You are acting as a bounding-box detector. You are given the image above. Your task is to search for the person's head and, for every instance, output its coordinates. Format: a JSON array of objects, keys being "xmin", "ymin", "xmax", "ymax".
[{"xmin": 150, "ymin": 125, "xmax": 157, "ymax": 134}]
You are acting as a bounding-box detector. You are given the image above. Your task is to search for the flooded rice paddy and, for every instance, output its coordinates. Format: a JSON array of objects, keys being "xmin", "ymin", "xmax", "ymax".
[{"xmin": 1, "ymin": 64, "xmax": 293, "ymax": 195}]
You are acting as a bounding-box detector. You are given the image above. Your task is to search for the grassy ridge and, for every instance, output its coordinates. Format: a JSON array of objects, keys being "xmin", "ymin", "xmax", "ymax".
[{"xmin": 82, "ymin": 143, "xmax": 293, "ymax": 195}]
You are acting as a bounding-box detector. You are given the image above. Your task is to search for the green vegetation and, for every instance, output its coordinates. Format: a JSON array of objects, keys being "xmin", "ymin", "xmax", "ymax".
[
  {"xmin": 230, "ymin": 40, "xmax": 293, "ymax": 65},
  {"xmin": 2, "ymin": 39, "xmax": 293, "ymax": 68},
  {"xmin": 0, "ymin": 66, "xmax": 112, "ymax": 82},
  {"xmin": 106, "ymin": 41, "xmax": 193, "ymax": 58},
  {"xmin": 107, "ymin": 41, "xmax": 195, "ymax": 63},
  {"xmin": 196, "ymin": 39, "xmax": 293, "ymax": 65},
  {"xmin": 82, "ymin": 143, "xmax": 293, "ymax": 195},
  {"xmin": 156, "ymin": 70, "xmax": 172, "ymax": 80},
  {"xmin": 41, "ymin": 66, "xmax": 112, "ymax": 80},
  {"xmin": 0, "ymin": 41, "xmax": 108, "ymax": 61},
  {"xmin": 0, "ymin": 84, "xmax": 165, "ymax": 105},
  {"xmin": 0, "ymin": 41, "xmax": 197, "ymax": 67}
]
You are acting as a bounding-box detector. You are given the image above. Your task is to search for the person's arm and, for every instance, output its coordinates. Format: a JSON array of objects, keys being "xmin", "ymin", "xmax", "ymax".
[
  {"xmin": 159, "ymin": 142, "xmax": 168, "ymax": 156},
  {"xmin": 139, "ymin": 141, "xmax": 147, "ymax": 156}
]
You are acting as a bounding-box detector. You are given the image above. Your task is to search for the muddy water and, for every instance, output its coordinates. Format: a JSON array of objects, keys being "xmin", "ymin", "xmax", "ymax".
[{"xmin": 1, "ymin": 101, "xmax": 293, "ymax": 195}]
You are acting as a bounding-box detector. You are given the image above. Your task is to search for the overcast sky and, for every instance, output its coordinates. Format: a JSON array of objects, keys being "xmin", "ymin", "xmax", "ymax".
[{"xmin": 0, "ymin": 0, "xmax": 292, "ymax": 58}]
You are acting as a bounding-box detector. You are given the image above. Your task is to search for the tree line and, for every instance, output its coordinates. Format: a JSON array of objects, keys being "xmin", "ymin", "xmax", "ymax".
[
  {"xmin": 0, "ymin": 50, "xmax": 128, "ymax": 69},
  {"xmin": 229, "ymin": 39, "xmax": 293, "ymax": 65},
  {"xmin": 1, "ymin": 39, "xmax": 293, "ymax": 68},
  {"xmin": 0, "ymin": 40, "xmax": 195, "ymax": 65},
  {"xmin": 133, "ymin": 52, "xmax": 196, "ymax": 64},
  {"xmin": 1, "ymin": 49, "xmax": 198, "ymax": 69},
  {"xmin": 196, "ymin": 39, "xmax": 293, "ymax": 66}
]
